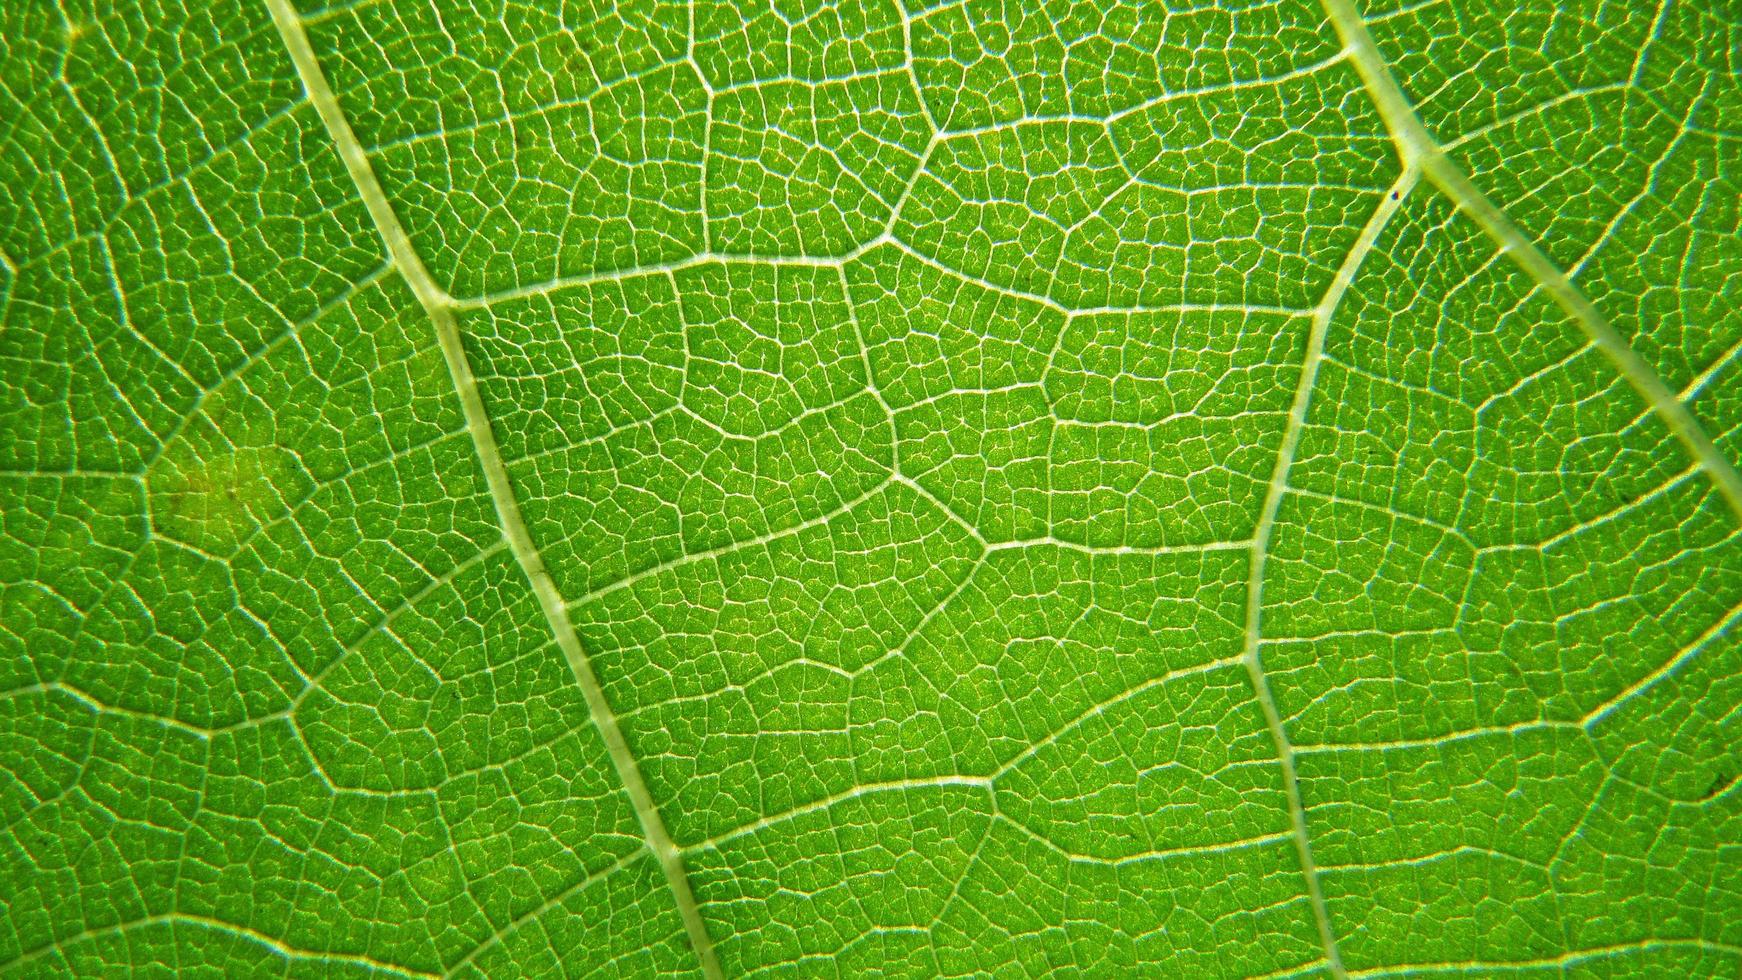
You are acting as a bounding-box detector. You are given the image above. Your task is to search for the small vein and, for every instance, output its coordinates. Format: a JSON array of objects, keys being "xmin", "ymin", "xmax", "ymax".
[
  {"xmin": 1292, "ymin": 719, "xmax": 1581, "ymax": 756},
  {"xmin": 683, "ymin": 775, "xmax": 995, "ymax": 854},
  {"xmin": 996, "ymin": 815, "xmax": 1294, "ymax": 867},
  {"xmin": 1583, "ymin": 599, "xmax": 1742, "ymax": 729},
  {"xmin": 989, "ymin": 653, "xmax": 1248, "ymax": 781},
  {"xmin": 441, "ymin": 848, "xmax": 649, "ymax": 978},
  {"xmin": 1345, "ymin": 938, "xmax": 1742, "ymax": 978},
  {"xmin": 0, "ymin": 912, "xmax": 439, "ymax": 978},
  {"xmin": 574, "ymin": 474, "xmax": 896, "ymax": 607}
]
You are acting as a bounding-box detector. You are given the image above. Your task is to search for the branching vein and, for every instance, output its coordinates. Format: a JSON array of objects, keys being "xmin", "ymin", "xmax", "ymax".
[
  {"xmin": 1242, "ymin": 165, "xmax": 1420, "ymax": 980},
  {"xmin": 1319, "ymin": 0, "xmax": 1742, "ymax": 522},
  {"xmin": 262, "ymin": 1, "xmax": 723, "ymax": 975}
]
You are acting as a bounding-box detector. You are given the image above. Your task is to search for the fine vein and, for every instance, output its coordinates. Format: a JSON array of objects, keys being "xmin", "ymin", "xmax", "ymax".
[
  {"xmin": 1244, "ymin": 166, "xmax": 1420, "ymax": 980},
  {"xmin": 262, "ymin": 2, "xmax": 724, "ymax": 975},
  {"xmin": 1319, "ymin": 0, "xmax": 1742, "ymax": 521}
]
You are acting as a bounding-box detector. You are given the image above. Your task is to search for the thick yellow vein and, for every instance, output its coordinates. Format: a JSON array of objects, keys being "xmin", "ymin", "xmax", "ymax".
[
  {"xmin": 1320, "ymin": 0, "xmax": 1742, "ymax": 522},
  {"xmin": 261, "ymin": 2, "xmax": 724, "ymax": 976}
]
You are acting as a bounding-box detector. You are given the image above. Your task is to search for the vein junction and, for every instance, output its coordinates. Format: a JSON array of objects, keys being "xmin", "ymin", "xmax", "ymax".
[
  {"xmin": 1319, "ymin": 0, "xmax": 1742, "ymax": 521},
  {"xmin": 262, "ymin": 0, "xmax": 724, "ymax": 975},
  {"xmin": 251, "ymin": 0, "xmax": 1742, "ymax": 976}
]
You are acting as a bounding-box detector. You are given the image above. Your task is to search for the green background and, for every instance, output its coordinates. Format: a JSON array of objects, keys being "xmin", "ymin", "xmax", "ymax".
[{"xmin": 1, "ymin": 0, "xmax": 1738, "ymax": 975}]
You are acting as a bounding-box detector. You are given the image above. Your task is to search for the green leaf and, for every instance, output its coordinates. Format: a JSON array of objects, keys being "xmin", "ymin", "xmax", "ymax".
[{"xmin": 2, "ymin": 0, "xmax": 1739, "ymax": 976}]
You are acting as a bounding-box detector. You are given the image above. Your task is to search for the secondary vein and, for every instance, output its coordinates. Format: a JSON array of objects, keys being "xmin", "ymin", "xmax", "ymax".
[
  {"xmin": 261, "ymin": 2, "xmax": 724, "ymax": 975},
  {"xmin": 1243, "ymin": 165, "xmax": 1420, "ymax": 980},
  {"xmin": 1319, "ymin": 0, "xmax": 1742, "ymax": 522}
]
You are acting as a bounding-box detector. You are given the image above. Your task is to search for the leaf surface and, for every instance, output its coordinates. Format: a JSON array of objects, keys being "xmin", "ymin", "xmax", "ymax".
[{"xmin": 2, "ymin": 0, "xmax": 1739, "ymax": 976}]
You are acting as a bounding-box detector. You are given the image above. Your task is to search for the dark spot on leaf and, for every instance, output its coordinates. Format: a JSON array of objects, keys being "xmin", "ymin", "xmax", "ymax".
[{"xmin": 1703, "ymin": 772, "xmax": 1735, "ymax": 800}]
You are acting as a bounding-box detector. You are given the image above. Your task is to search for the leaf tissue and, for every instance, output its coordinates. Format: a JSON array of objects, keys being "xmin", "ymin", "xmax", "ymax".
[{"xmin": 2, "ymin": 0, "xmax": 1739, "ymax": 976}]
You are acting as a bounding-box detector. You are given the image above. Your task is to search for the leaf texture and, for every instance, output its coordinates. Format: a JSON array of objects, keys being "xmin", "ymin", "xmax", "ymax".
[{"xmin": 1, "ymin": 0, "xmax": 1739, "ymax": 976}]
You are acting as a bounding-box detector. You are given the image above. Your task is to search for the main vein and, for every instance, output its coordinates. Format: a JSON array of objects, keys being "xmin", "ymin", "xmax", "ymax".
[
  {"xmin": 261, "ymin": 2, "xmax": 724, "ymax": 975},
  {"xmin": 1244, "ymin": 166, "xmax": 1419, "ymax": 980},
  {"xmin": 1319, "ymin": 0, "xmax": 1742, "ymax": 522}
]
